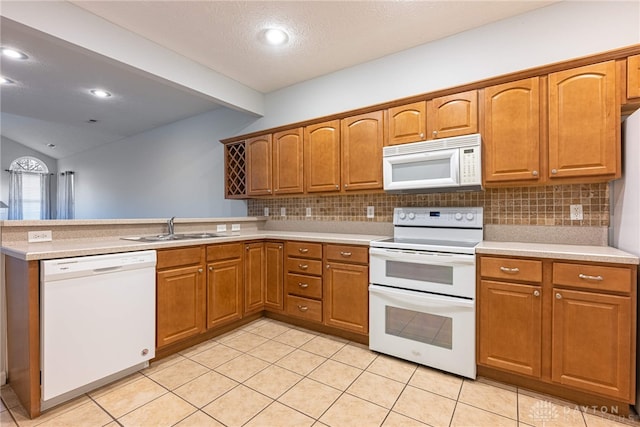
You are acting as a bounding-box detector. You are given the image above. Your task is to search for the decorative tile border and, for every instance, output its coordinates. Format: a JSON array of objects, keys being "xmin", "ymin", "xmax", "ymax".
[{"xmin": 247, "ymin": 183, "xmax": 609, "ymax": 226}]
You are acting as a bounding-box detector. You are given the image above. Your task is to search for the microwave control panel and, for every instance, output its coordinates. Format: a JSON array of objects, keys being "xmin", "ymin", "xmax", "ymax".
[{"xmin": 459, "ymin": 147, "xmax": 481, "ymax": 185}]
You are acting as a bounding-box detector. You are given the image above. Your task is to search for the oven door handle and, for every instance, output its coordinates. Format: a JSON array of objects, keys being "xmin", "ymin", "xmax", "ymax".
[
  {"xmin": 369, "ymin": 284, "xmax": 474, "ymax": 310},
  {"xmin": 369, "ymin": 247, "xmax": 474, "ymax": 266}
]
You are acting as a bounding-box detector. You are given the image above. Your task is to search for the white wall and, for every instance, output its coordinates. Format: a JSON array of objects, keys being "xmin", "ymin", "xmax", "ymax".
[
  {"xmin": 57, "ymin": 108, "xmax": 251, "ymax": 219},
  {"xmin": 240, "ymin": 1, "xmax": 640, "ymax": 134}
]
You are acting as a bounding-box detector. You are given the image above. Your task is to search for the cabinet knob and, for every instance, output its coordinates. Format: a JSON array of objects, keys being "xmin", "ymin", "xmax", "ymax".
[
  {"xmin": 326, "ymin": 264, "xmax": 331, "ymax": 269},
  {"xmin": 432, "ymin": 130, "xmax": 438, "ymax": 137},
  {"xmin": 268, "ymin": 189, "xmax": 272, "ymax": 192},
  {"xmin": 335, "ymin": 185, "xmax": 339, "ymax": 189},
  {"xmin": 420, "ymin": 132, "xmax": 425, "ymax": 139},
  {"xmin": 533, "ymin": 290, "xmax": 540, "ymax": 297},
  {"xmin": 555, "ymin": 293, "xmax": 562, "ymax": 299},
  {"xmin": 246, "ymin": 246, "xmax": 249, "ymax": 250},
  {"xmin": 297, "ymin": 305, "xmax": 309, "ymax": 312},
  {"xmin": 551, "ymin": 169, "xmax": 558, "ymax": 175},
  {"xmin": 275, "ymin": 189, "xmax": 278, "ymax": 192},
  {"xmin": 298, "ymin": 282, "xmax": 309, "ymax": 288},
  {"xmin": 532, "ymin": 170, "xmax": 538, "ymax": 177},
  {"xmin": 198, "ymin": 268, "xmax": 203, "ymax": 273},
  {"xmin": 298, "ymin": 264, "xmax": 308, "ymax": 270},
  {"xmin": 278, "ymin": 245, "xmax": 282, "ymax": 249},
  {"xmin": 209, "ymin": 266, "xmax": 213, "ymax": 271},
  {"xmin": 345, "ymin": 184, "xmax": 348, "ymax": 188}
]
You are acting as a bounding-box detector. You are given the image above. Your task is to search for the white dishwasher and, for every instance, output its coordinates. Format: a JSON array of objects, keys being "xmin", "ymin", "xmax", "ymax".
[{"xmin": 41, "ymin": 250, "xmax": 156, "ymax": 410}]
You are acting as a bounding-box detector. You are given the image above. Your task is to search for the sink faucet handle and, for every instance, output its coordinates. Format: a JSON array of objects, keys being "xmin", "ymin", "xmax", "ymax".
[{"xmin": 167, "ymin": 216, "xmax": 176, "ymax": 235}]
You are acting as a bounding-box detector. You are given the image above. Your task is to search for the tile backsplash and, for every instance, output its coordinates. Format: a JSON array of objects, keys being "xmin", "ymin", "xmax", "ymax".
[{"xmin": 247, "ymin": 183, "xmax": 609, "ymax": 226}]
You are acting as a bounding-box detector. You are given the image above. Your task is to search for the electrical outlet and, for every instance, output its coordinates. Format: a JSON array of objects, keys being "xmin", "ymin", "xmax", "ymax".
[
  {"xmin": 263, "ymin": 207, "xmax": 269, "ymax": 216},
  {"xmin": 306, "ymin": 207, "xmax": 312, "ymax": 217},
  {"xmin": 280, "ymin": 207, "xmax": 286, "ymax": 217},
  {"xmin": 231, "ymin": 224, "xmax": 241, "ymax": 232},
  {"xmin": 367, "ymin": 206, "xmax": 375, "ymax": 219},
  {"xmin": 570, "ymin": 204, "xmax": 583, "ymax": 220},
  {"xmin": 216, "ymin": 224, "xmax": 227, "ymax": 232},
  {"xmin": 28, "ymin": 230, "xmax": 52, "ymax": 242}
]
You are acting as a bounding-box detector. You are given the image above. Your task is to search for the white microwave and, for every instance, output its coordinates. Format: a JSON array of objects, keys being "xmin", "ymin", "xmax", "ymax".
[{"xmin": 383, "ymin": 133, "xmax": 482, "ymax": 193}]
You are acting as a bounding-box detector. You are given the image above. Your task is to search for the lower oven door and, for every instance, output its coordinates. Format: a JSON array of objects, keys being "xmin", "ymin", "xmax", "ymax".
[{"xmin": 369, "ymin": 284, "xmax": 476, "ymax": 379}]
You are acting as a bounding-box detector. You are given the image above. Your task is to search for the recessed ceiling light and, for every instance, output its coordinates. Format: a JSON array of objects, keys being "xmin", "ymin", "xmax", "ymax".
[
  {"xmin": 262, "ymin": 28, "xmax": 289, "ymax": 46},
  {"xmin": 0, "ymin": 76, "xmax": 14, "ymax": 84},
  {"xmin": 90, "ymin": 89, "xmax": 112, "ymax": 98},
  {"xmin": 1, "ymin": 47, "xmax": 28, "ymax": 60},
  {"xmin": 47, "ymin": 143, "xmax": 56, "ymax": 149}
]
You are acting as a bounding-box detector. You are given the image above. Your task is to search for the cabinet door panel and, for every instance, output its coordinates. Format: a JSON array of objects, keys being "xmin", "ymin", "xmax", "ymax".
[
  {"xmin": 387, "ymin": 101, "xmax": 426, "ymax": 145},
  {"xmin": 552, "ymin": 288, "xmax": 631, "ymax": 400},
  {"xmin": 341, "ymin": 111, "xmax": 384, "ymax": 191},
  {"xmin": 273, "ymin": 128, "xmax": 304, "ymax": 194},
  {"xmin": 427, "ymin": 90, "xmax": 478, "ymax": 139},
  {"xmin": 628, "ymin": 54, "xmax": 640, "ymax": 99},
  {"xmin": 324, "ymin": 262, "xmax": 368, "ymax": 334},
  {"xmin": 157, "ymin": 266, "xmax": 205, "ymax": 348},
  {"xmin": 246, "ymin": 135, "xmax": 273, "ymax": 196},
  {"xmin": 479, "ymin": 280, "xmax": 542, "ymax": 377},
  {"xmin": 244, "ymin": 243, "xmax": 265, "ymax": 314},
  {"xmin": 265, "ymin": 242, "xmax": 284, "ymax": 311},
  {"xmin": 548, "ymin": 61, "xmax": 618, "ymax": 179},
  {"xmin": 304, "ymin": 121, "xmax": 341, "ymax": 193},
  {"xmin": 207, "ymin": 258, "xmax": 243, "ymax": 329},
  {"xmin": 483, "ymin": 78, "xmax": 541, "ymax": 184}
]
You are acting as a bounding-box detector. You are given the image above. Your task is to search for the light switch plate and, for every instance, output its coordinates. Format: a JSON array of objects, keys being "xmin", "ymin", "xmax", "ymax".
[
  {"xmin": 367, "ymin": 206, "xmax": 375, "ymax": 219},
  {"xmin": 216, "ymin": 224, "xmax": 227, "ymax": 232},
  {"xmin": 28, "ymin": 230, "xmax": 52, "ymax": 242}
]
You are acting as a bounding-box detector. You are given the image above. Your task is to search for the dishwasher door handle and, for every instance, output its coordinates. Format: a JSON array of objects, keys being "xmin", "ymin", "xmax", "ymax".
[{"xmin": 93, "ymin": 266, "xmax": 124, "ymax": 274}]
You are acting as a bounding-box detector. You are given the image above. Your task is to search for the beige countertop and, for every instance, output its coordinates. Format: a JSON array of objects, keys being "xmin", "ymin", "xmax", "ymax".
[
  {"xmin": 1, "ymin": 230, "xmax": 389, "ymax": 261},
  {"xmin": 476, "ymin": 241, "xmax": 639, "ymax": 265}
]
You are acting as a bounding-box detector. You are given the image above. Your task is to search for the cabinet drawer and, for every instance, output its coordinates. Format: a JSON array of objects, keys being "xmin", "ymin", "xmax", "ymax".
[
  {"xmin": 480, "ymin": 257, "xmax": 542, "ymax": 283},
  {"xmin": 553, "ymin": 262, "xmax": 631, "ymax": 294},
  {"xmin": 286, "ymin": 295, "xmax": 322, "ymax": 323},
  {"xmin": 157, "ymin": 246, "xmax": 202, "ymax": 269},
  {"xmin": 286, "ymin": 241, "xmax": 322, "ymax": 259},
  {"xmin": 325, "ymin": 244, "xmax": 368, "ymax": 264},
  {"xmin": 207, "ymin": 243, "xmax": 243, "ymax": 261},
  {"xmin": 286, "ymin": 257, "xmax": 323, "ymax": 276},
  {"xmin": 286, "ymin": 273, "xmax": 322, "ymax": 299}
]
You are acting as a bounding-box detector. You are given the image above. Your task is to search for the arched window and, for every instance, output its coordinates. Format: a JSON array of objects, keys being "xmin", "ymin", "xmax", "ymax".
[{"xmin": 8, "ymin": 156, "xmax": 51, "ymax": 220}]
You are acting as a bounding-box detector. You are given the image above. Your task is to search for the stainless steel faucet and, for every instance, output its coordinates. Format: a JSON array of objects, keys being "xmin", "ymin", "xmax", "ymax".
[{"xmin": 167, "ymin": 216, "xmax": 175, "ymax": 235}]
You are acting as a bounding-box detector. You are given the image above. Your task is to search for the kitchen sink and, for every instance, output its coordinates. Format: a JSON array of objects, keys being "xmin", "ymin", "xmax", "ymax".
[{"xmin": 121, "ymin": 233, "xmax": 226, "ymax": 242}]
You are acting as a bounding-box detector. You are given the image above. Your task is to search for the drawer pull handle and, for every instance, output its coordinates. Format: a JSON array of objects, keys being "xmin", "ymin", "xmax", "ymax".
[
  {"xmin": 499, "ymin": 266, "xmax": 520, "ymax": 273},
  {"xmin": 533, "ymin": 290, "xmax": 540, "ymax": 297},
  {"xmin": 340, "ymin": 251, "xmax": 352, "ymax": 257},
  {"xmin": 298, "ymin": 282, "xmax": 309, "ymax": 288},
  {"xmin": 298, "ymin": 248, "xmax": 309, "ymax": 254},
  {"xmin": 578, "ymin": 273, "xmax": 603, "ymax": 281},
  {"xmin": 297, "ymin": 305, "xmax": 308, "ymax": 312},
  {"xmin": 298, "ymin": 264, "xmax": 308, "ymax": 270},
  {"xmin": 556, "ymin": 293, "xmax": 562, "ymax": 299}
]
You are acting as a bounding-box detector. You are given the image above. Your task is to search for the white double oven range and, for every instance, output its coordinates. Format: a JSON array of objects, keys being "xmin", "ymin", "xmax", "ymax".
[{"xmin": 369, "ymin": 207, "xmax": 483, "ymax": 379}]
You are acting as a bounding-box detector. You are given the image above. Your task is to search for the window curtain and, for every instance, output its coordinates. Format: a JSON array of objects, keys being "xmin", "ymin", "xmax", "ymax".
[
  {"xmin": 40, "ymin": 173, "xmax": 51, "ymax": 219},
  {"xmin": 57, "ymin": 171, "xmax": 75, "ymax": 219},
  {"xmin": 8, "ymin": 170, "xmax": 23, "ymax": 220}
]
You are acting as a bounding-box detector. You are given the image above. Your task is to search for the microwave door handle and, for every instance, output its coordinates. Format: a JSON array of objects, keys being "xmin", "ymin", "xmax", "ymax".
[
  {"xmin": 369, "ymin": 247, "xmax": 474, "ymax": 266},
  {"xmin": 369, "ymin": 284, "xmax": 474, "ymax": 310}
]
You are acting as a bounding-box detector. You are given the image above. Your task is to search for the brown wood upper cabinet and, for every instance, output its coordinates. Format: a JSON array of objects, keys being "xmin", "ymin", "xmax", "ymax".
[
  {"xmin": 272, "ymin": 128, "xmax": 304, "ymax": 195},
  {"xmin": 387, "ymin": 101, "xmax": 426, "ymax": 145},
  {"xmin": 427, "ymin": 90, "xmax": 478, "ymax": 139},
  {"xmin": 304, "ymin": 120, "xmax": 341, "ymax": 193},
  {"xmin": 341, "ymin": 111, "xmax": 384, "ymax": 191},
  {"xmin": 482, "ymin": 77, "xmax": 542, "ymax": 184},
  {"xmin": 548, "ymin": 61, "xmax": 619, "ymax": 180},
  {"xmin": 628, "ymin": 54, "xmax": 640, "ymax": 99},
  {"xmin": 246, "ymin": 134, "xmax": 273, "ymax": 196}
]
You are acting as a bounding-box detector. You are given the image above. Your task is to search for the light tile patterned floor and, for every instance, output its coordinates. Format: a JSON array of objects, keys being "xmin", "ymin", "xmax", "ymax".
[{"xmin": 2, "ymin": 318, "xmax": 640, "ymax": 427}]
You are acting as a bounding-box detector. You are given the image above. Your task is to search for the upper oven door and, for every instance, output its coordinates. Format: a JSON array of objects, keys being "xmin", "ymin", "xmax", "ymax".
[
  {"xmin": 383, "ymin": 148, "xmax": 460, "ymax": 192},
  {"xmin": 369, "ymin": 247, "xmax": 475, "ymax": 299}
]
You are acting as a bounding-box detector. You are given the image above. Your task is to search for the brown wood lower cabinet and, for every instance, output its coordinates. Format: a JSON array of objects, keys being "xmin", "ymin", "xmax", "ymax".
[
  {"xmin": 284, "ymin": 241, "xmax": 324, "ymax": 323},
  {"xmin": 244, "ymin": 242, "xmax": 266, "ymax": 315},
  {"xmin": 323, "ymin": 244, "xmax": 369, "ymax": 335},
  {"xmin": 477, "ymin": 254, "xmax": 637, "ymax": 404},
  {"xmin": 156, "ymin": 247, "xmax": 206, "ymax": 348},
  {"xmin": 207, "ymin": 243, "xmax": 244, "ymax": 329},
  {"xmin": 264, "ymin": 242, "xmax": 284, "ymax": 312}
]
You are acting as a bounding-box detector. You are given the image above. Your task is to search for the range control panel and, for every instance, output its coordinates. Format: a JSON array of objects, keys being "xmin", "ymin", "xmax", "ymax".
[{"xmin": 393, "ymin": 207, "xmax": 483, "ymax": 228}]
